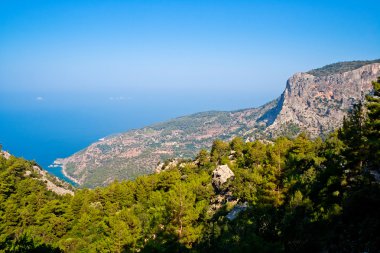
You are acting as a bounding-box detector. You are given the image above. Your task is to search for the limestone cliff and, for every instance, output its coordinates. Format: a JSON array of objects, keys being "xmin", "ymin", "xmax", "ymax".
[{"xmin": 266, "ymin": 63, "xmax": 380, "ymax": 137}]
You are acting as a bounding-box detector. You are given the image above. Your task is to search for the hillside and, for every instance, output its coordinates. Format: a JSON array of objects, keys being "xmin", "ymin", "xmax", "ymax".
[
  {"xmin": 55, "ymin": 99, "xmax": 280, "ymax": 187},
  {"xmin": 56, "ymin": 60, "xmax": 380, "ymax": 187},
  {"xmin": 0, "ymin": 150, "xmax": 74, "ymax": 195}
]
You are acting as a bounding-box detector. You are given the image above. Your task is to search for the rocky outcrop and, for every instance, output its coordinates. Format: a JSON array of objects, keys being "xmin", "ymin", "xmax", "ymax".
[
  {"xmin": 23, "ymin": 165, "xmax": 75, "ymax": 196},
  {"xmin": 155, "ymin": 159, "xmax": 180, "ymax": 174},
  {"xmin": 31, "ymin": 165, "xmax": 74, "ymax": 195},
  {"xmin": 212, "ymin": 165, "xmax": 234, "ymax": 190},
  {"xmin": 266, "ymin": 63, "xmax": 380, "ymax": 137},
  {"xmin": 0, "ymin": 150, "xmax": 11, "ymax": 159}
]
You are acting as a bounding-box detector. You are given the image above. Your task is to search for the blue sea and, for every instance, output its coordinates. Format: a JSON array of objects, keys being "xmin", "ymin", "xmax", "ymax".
[{"xmin": 0, "ymin": 90, "xmax": 271, "ymax": 185}]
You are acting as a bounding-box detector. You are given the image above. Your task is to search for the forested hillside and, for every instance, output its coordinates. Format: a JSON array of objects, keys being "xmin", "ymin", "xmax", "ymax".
[{"xmin": 1, "ymin": 78, "xmax": 380, "ymax": 252}]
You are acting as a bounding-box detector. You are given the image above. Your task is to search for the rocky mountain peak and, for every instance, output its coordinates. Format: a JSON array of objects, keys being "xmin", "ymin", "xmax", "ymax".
[{"xmin": 266, "ymin": 63, "xmax": 380, "ymax": 137}]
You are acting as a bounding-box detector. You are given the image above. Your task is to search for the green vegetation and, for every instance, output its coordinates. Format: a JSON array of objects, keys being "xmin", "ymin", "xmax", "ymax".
[
  {"xmin": 274, "ymin": 122, "xmax": 301, "ymax": 138},
  {"xmin": 307, "ymin": 59, "xmax": 380, "ymax": 77},
  {"xmin": 1, "ymin": 79, "xmax": 380, "ymax": 252}
]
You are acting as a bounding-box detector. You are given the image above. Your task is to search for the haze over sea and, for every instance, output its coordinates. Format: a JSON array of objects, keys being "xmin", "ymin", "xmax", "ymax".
[{"xmin": 1, "ymin": 1, "xmax": 379, "ymax": 182}]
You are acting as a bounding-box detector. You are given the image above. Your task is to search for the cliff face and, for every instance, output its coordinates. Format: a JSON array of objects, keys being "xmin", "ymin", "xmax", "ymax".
[
  {"xmin": 57, "ymin": 60, "xmax": 380, "ymax": 188},
  {"xmin": 267, "ymin": 63, "xmax": 380, "ymax": 137}
]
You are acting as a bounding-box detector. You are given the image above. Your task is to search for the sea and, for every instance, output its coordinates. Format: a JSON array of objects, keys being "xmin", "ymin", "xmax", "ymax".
[{"xmin": 0, "ymin": 89, "xmax": 272, "ymax": 185}]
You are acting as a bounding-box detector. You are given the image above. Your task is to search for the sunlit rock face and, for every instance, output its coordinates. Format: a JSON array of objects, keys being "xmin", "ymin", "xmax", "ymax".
[
  {"xmin": 266, "ymin": 63, "xmax": 380, "ymax": 137},
  {"xmin": 212, "ymin": 165, "xmax": 235, "ymax": 190}
]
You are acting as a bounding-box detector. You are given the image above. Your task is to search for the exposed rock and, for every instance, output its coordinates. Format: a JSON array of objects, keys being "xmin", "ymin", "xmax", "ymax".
[
  {"xmin": 155, "ymin": 159, "xmax": 180, "ymax": 173},
  {"xmin": 212, "ymin": 165, "xmax": 234, "ymax": 190},
  {"xmin": 155, "ymin": 162, "xmax": 165, "ymax": 173},
  {"xmin": 226, "ymin": 202, "xmax": 248, "ymax": 221},
  {"xmin": 266, "ymin": 63, "xmax": 380, "ymax": 137},
  {"xmin": 0, "ymin": 150, "xmax": 11, "ymax": 160},
  {"xmin": 31, "ymin": 165, "xmax": 74, "ymax": 196}
]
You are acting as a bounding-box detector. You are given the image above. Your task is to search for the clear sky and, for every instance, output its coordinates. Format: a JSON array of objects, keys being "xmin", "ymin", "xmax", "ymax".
[
  {"xmin": 1, "ymin": 0, "xmax": 379, "ymax": 111},
  {"xmin": 0, "ymin": 0, "xmax": 380, "ymax": 168}
]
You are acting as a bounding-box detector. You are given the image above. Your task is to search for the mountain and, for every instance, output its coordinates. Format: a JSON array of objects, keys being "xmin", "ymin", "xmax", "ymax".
[
  {"xmin": 266, "ymin": 60, "xmax": 380, "ymax": 137},
  {"xmin": 55, "ymin": 60, "xmax": 380, "ymax": 187}
]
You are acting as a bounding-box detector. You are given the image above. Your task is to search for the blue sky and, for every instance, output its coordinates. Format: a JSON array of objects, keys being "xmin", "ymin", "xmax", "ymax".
[
  {"xmin": 1, "ymin": 0, "xmax": 379, "ymax": 111},
  {"xmin": 0, "ymin": 0, "xmax": 379, "ymax": 167}
]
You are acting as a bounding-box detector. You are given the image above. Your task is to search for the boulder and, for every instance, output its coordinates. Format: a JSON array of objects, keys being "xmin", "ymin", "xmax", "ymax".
[{"xmin": 212, "ymin": 164, "xmax": 234, "ymax": 190}]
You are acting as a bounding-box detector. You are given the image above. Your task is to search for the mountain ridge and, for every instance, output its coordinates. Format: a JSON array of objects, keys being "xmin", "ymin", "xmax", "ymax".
[
  {"xmin": 307, "ymin": 59, "xmax": 380, "ymax": 76},
  {"xmin": 56, "ymin": 60, "xmax": 380, "ymax": 187},
  {"xmin": 1, "ymin": 150, "xmax": 74, "ymax": 195}
]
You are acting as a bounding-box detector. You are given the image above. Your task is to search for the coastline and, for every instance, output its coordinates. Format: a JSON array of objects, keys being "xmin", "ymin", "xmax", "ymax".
[
  {"xmin": 54, "ymin": 160, "xmax": 80, "ymax": 185},
  {"xmin": 60, "ymin": 163, "xmax": 81, "ymax": 185}
]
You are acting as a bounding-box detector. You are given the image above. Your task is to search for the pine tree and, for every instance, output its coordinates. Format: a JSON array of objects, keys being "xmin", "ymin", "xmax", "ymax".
[
  {"xmin": 366, "ymin": 77, "xmax": 380, "ymax": 172},
  {"xmin": 210, "ymin": 140, "xmax": 230, "ymax": 164},
  {"xmin": 338, "ymin": 102, "xmax": 368, "ymax": 185}
]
